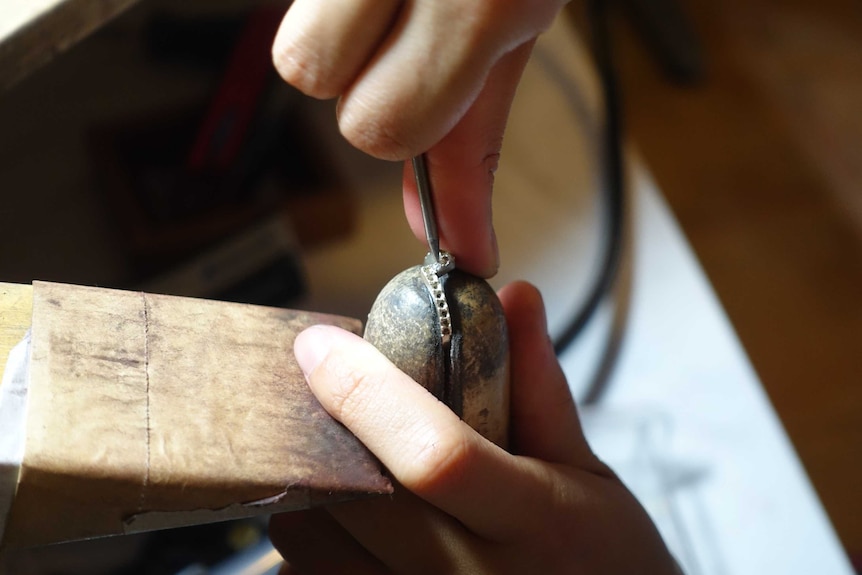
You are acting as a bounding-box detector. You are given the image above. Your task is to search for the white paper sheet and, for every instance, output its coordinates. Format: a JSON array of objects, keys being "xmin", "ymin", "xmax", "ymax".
[{"xmin": 0, "ymin": 332, "xmax": 31, "ymax": 545}]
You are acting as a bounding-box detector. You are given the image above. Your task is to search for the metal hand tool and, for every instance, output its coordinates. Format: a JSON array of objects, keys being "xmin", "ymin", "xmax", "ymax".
[{"xmin": 411, "ymin": 154, "xmax": 442, "ymax": 266}]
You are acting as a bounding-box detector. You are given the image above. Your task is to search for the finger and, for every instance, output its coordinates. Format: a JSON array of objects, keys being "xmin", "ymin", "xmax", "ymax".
[
  {"xmin": 269, "ymin": 509, "xmax": 387, "ymax": 575},
  {"xmin": 497, "ymin": 281, "xmax": 600, "ymax": 469},
  {"xmin": 401, "ymin": 41, "xmax": 535, "ymax": 277},
  {"xmin": 337, "ymin": 2, "xmax": 560, "ymax": 160},
  {"xmin": 272, "ymin": 0, "xmax": 402, "ymax": 99},
  {"xmin": 327, "ymin": 484, "xmax": 484, "ymax": 574},
  {"xmin": 294, "ymin": 325, "xmax": 553, "ymax": 541}
]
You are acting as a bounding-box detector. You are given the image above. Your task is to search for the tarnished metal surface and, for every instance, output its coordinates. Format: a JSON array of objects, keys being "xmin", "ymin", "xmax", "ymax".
[{"xmin": 365, "ymin": 267, "xmax": 510, "ymax": 447}]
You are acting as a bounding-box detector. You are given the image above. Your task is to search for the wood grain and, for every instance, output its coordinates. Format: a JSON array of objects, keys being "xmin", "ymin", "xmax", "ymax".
[{"xmin": 3, "ymin": 282, "xmax": 391, "ymax": 548}]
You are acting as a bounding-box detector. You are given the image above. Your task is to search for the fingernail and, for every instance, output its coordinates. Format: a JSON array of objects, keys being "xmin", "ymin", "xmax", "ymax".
[
  {"xmin": 294, "ymin": 326, "xmax": 332, "ymax": 378},
  {"xmin": 490, "ymin": 225, "xmax": 500, "ymax": 274},
  {"xmin": 487, "ymin": 159, "xmax": 500, "ymax": 275}
]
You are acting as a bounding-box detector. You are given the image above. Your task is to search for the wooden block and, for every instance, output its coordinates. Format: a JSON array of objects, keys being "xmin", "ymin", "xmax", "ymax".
[{"xmin": 1, "ymin": 282, "xmax": 391, "ymax": 548}]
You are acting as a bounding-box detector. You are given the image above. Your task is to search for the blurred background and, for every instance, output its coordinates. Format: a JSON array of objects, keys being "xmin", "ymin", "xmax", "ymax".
[
  {"xmin": 585, "ymin": 0, "xmax": 862, "ymax": 566},
  {"xmin": 1, "ymin": 0, "xmax": 860, "ymax": 572}
]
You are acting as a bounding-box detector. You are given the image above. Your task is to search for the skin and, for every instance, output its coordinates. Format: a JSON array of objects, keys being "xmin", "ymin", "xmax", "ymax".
[
  {"xmin": 272, "ymin": 283, "xmax": 678, "ymax": 574},
  {"xmin": 271, "ymin": 2, "xmax": 679, "ymax": 572},
  {"xmin": 272, "ymin": 0, "xmax": 566, "ymax": 277}
]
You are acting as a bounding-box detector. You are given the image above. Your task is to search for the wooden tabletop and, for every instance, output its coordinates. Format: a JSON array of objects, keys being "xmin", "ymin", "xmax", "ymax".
[{"xmin": 0, "ymin": 0, "xmax": 139, "ymax": 92}]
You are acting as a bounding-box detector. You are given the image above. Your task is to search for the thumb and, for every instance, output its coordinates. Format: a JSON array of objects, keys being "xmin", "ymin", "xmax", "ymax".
[
  {"xmin": 402, "ymin": 41, "xmax": 536, "ymax": 278},
  {"xmin": 498, "ymin": 281, "xmax": 600, "ymax": 469}
]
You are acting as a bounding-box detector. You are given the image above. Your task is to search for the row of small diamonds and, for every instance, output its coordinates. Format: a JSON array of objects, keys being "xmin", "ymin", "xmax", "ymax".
[{"xmin": 421, "ymin": 258, "xmax": 453, "ymax": 345}]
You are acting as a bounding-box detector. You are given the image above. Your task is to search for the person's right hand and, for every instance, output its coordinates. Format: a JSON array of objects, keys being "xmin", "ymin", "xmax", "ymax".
[{"xmin": 272, "ymin": 0, "xmax": 569, "ymax": 277}]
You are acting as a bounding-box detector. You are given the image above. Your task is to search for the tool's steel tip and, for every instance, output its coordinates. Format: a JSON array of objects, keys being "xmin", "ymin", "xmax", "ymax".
[{"xmin": 412, "ymin": 154, "xmax": 441, "ymax": 263}]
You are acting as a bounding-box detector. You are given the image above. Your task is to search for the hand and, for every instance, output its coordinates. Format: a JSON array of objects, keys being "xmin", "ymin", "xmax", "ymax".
[
  {"xmin": 270, "ymin": 282, "xmax": 678, "ymax": 574},
  {"xmin": 272, "ymin": 1, "xmax": 568, "ymax": 277}
]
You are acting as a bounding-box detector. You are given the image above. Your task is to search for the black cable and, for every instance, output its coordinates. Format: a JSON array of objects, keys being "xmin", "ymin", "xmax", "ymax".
[{"xmin": 553, "ymin": 0, "xmax": 626, "ymax": 355}]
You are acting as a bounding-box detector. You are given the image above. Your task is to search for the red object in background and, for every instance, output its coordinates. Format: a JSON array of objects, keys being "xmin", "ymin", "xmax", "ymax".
[{"xmin": 186, "ymin": 6, "xmax": 283, "ymax": 173}]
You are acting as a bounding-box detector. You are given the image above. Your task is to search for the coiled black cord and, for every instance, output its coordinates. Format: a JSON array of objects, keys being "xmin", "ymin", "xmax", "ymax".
[{"xmin": 553, "ymin": 0, "xmax": 626, "ymax": 355}]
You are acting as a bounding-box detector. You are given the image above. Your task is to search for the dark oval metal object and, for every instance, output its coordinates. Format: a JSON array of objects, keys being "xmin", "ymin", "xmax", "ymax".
[{"xmin": 364, "ymin": 266, "xmax": 510, "ymax": 447}]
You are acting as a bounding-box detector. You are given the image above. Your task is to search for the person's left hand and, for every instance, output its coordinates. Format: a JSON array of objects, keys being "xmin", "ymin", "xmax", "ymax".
[{"xmin": 269, "ymin": 282, "xmax": 677, "ymax": 574}]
